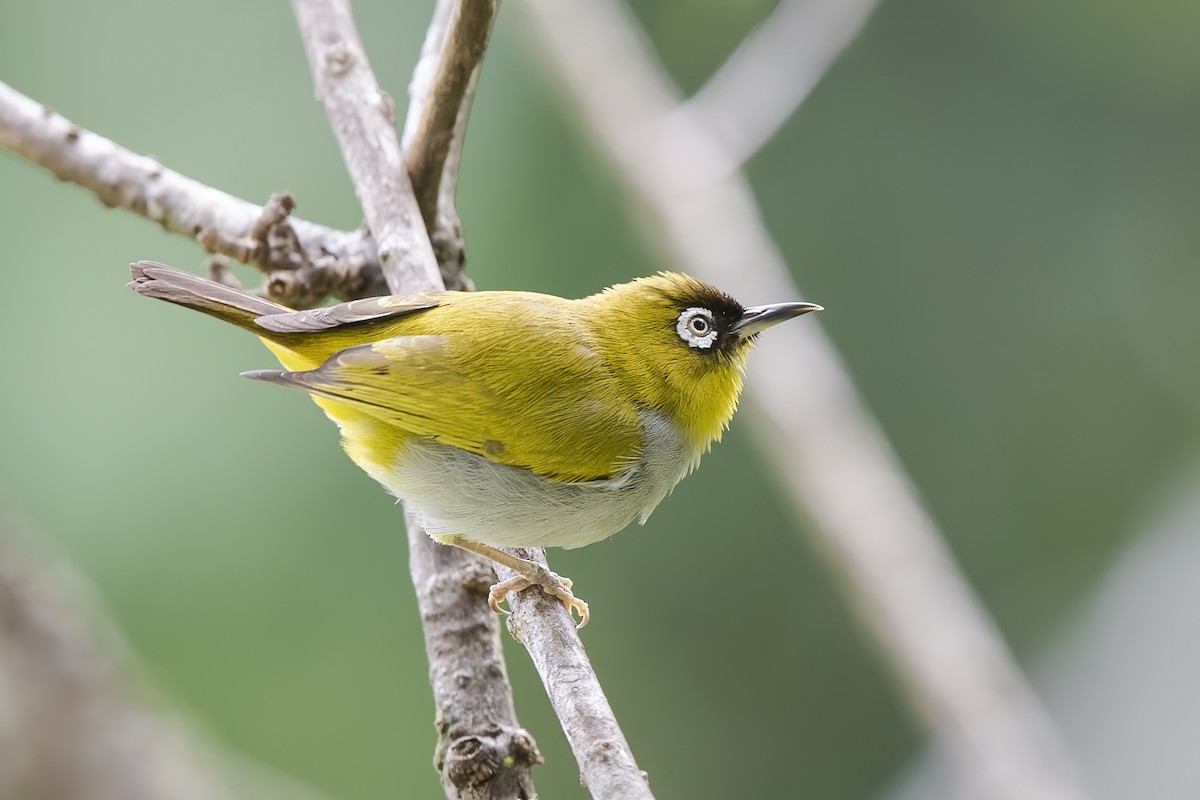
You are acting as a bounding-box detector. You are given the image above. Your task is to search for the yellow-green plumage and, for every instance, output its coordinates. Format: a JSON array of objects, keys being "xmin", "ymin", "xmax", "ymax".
[
  {"xmin": 129, "ymin": 261, "xmax": 819, "ymax": 623},
  {"xmin": 225, "ymin": 273, "xmax": 749, "ymax": 485},
  {"xmin": 270, "ymin": 291, "xmax": 651, "ymax": 485}
]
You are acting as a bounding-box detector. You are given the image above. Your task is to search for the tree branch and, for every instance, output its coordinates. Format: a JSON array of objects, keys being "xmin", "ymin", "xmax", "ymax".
[
  {"xmin": 290, "ymin": 0, "xmax": 441, "ymax": 292},
  {"xmin": 400, "ymin": 3, "xmax": 651, "ymax": 796},
  {"xmin": 500, "ymin": 553, "xmax": 655, "ymax": 800},
  {"xmin": 290, "ymin": 2, "xmax": 543, "ymax": 798},
  {"xmin": 403, "ymin": 0, "xmax": 499, "ymax": 285},
  {"xmin": 0, "ymin": 80, "xmax": 387, "ymax": 305},
  {"xmin": 410, "ymin": 532, "xmax": 543, "ymax": 799},
  {"xmin": 518, "ymin": 0, "xmax": 1091, "ymax": 798}
]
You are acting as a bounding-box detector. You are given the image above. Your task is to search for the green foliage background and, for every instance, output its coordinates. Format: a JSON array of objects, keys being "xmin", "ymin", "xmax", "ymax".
[{"xmin": 1, "ymin": 0, "xmax": 1197, "ymax": 797}]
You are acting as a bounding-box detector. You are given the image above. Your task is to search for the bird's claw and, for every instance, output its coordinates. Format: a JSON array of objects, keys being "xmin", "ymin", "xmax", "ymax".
[
  {"xmin": 488, "ymin": 571, "xmax": 589, "ymax": 629},
  {"xmin": 543, "ymin": 577, "xmax": 589, "ymax": 628}
]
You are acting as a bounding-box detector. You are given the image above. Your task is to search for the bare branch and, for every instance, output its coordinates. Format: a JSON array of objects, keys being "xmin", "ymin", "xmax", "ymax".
[
  {"xmin": 291, "ymin": 0, "xmax": 441, "ymax": 292},
  {"xmin": 403, "ymin": 0, "xmax": 500, "ymax": 288},
  {"xmin": 409, "ymin": 525, "xmax": 544, "ymax": 798},
  {"xmin": 404, "ymin": 0, "xmax": 497, "ymax": 225},
  {"xmin": 500, "ymin": 553, "xmax": 655, "ymax": 800},
  {"xmin": 517, "ymin": 0, "xmax": 1091, "ymax": 798},
  {"xmin": 291, "ymin": 2, "xmax": 542, "ymax": 798},
  {"xmin": 677, "ymin": 0, "xmax": 880, "ymax": 175},
  {"xmin": 398, "ymin": 3, "xmax": 651, "ymax": 796},
  {"xmin": 0, "ymin": 529, "xmax": 330, "ymax": 800},
  {"xmin": 0, "ymin": 80, "xmax": 387, "ymax": 302}
]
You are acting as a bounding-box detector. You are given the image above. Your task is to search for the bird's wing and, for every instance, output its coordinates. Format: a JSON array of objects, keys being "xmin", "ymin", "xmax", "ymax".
[
  {"xmin": 254, "ymin": 294, "xmax": 445, "ymax": 333},
  {"xmin": 246, "ymin": 333, "xmax": 644, "ymax": 484}
]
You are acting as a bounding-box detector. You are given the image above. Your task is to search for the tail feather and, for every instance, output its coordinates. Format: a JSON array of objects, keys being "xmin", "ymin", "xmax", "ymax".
[
  {"xmin": 241, "ymin": 367, "xmax": 345, "ymax": 402},
  {"xmin": 128, "ymin": 261, "xmax": 290, "ymax": 333},
  {"xmin": 240, "ymin": 368, "xmax": 298, "ymax": 387}
]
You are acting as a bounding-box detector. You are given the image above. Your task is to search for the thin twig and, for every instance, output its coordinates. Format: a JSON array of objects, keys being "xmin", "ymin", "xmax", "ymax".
[
  {"xmin": 675, "ymin": 0, "xmax": 880, "ymax": 176},
  {"xmin": 290, "ymin": 2, "xmax": 542, "ymax": 798},
  {"xmin": 409, "ymin": 529, "xmax": 543, "ymax": 799},
  {"xmin": 0, "ymin": 80, "xmax": 387, "ymax": 303},
  {"xmin": 400, "ymin": 2, "xmax": 650, "ymax": 796},
  {"xmin": 0, "ymin": 529, "xmax": 331, "ymax": 800},
  {"xmin": 403, "ymin": 0, "xmax": 499, "ymax": 287},
  {"xmin": 404, "ymin": 0, "xmax": 497, "ymax": 228},
  {"xmin": 500, "ymin": 552, "xmax": 655, "ymax": 800},
  {"xmin": 290, "ymin": 0, "xmax": 441, "ymax": 291},
  {"xmin": 518, "ymin": 0, "xmax": 1091, "ymax": 798}
]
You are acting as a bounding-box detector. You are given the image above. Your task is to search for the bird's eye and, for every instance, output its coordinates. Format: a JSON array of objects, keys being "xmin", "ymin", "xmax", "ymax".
[{"xmin": 676, "ymin": 308, "xmax": 719, "ymax": 349}]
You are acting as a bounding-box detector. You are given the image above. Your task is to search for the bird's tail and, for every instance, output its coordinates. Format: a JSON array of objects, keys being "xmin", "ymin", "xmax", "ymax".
[{"xmin": 128, "ymin": 261, "xmax": 290, "ymax": 334}]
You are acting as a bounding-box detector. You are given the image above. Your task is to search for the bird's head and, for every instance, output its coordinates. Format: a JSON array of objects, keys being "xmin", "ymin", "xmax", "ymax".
[{"xmin": 584, "ymin": 272, "xmax": 821, "ymax": 450}]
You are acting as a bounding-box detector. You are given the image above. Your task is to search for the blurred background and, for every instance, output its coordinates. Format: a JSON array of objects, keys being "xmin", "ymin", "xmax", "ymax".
[{"xmin": 1, "ymin": 0, "xmax": 1198, "ymax": 797}]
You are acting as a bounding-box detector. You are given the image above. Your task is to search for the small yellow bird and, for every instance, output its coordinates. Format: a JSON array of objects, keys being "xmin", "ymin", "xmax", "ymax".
[{"xmin": 129, "ymin": 261, "xmax": 820, "ymax": 627}]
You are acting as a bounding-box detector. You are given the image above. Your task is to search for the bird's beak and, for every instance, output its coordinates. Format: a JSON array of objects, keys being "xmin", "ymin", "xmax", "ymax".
[{"xmin": 731, "ymin": 301, "xmax": 823, "ymax": 337}]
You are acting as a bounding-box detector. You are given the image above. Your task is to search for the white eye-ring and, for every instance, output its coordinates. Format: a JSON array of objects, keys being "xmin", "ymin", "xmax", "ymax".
[{"xmin": 676, "ymin": 307, "xmax": 718, "ymax": 349}]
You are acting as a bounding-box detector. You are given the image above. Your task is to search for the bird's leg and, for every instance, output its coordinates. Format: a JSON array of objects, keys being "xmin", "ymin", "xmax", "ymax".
[{"xmin": 443, "ymin": 537, "xmax": 590, "ymax": 628}]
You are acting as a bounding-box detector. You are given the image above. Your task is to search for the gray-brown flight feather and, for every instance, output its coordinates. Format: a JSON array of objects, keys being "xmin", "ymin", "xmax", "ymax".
[
  {"xmin": 253, "ymin": 295, "xmax": 442, "ymax": 333},
  {"xmin": 130, "ymin": 261, "xmax": 444, "ymax": 339},
  {"xmin": 129, "ymin": 261, "xmax": 288, "ymax": 331},
  {"xmin": 240, "ymin": 337, "xmax": 439, "ymax": 411}
]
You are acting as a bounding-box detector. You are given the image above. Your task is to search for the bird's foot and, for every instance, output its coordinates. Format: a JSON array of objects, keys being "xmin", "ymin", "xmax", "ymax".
[{"xmin": 489, "ymin": 570, "xmax": 590, "ymax": 629}]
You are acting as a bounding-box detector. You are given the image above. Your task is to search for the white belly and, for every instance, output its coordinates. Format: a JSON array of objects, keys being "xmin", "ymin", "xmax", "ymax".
[{"xmin": 380, "ymin": 410, "xmax": 696, "ymax": 549}]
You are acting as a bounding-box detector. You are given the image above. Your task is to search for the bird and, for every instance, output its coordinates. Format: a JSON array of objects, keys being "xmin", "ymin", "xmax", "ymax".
[{"xmin": 129, "ymin": 261, "xmax": 821, "ymax": 627}]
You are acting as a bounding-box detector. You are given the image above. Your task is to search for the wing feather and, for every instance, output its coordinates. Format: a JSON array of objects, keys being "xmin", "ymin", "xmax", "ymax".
[
  {"xmin": 254, "ymin": 295, "xmax": 444, "ymax": 333},
  {"xmin": 247, "ymin": 332, "xmax": 643, "ymax": 483}
]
